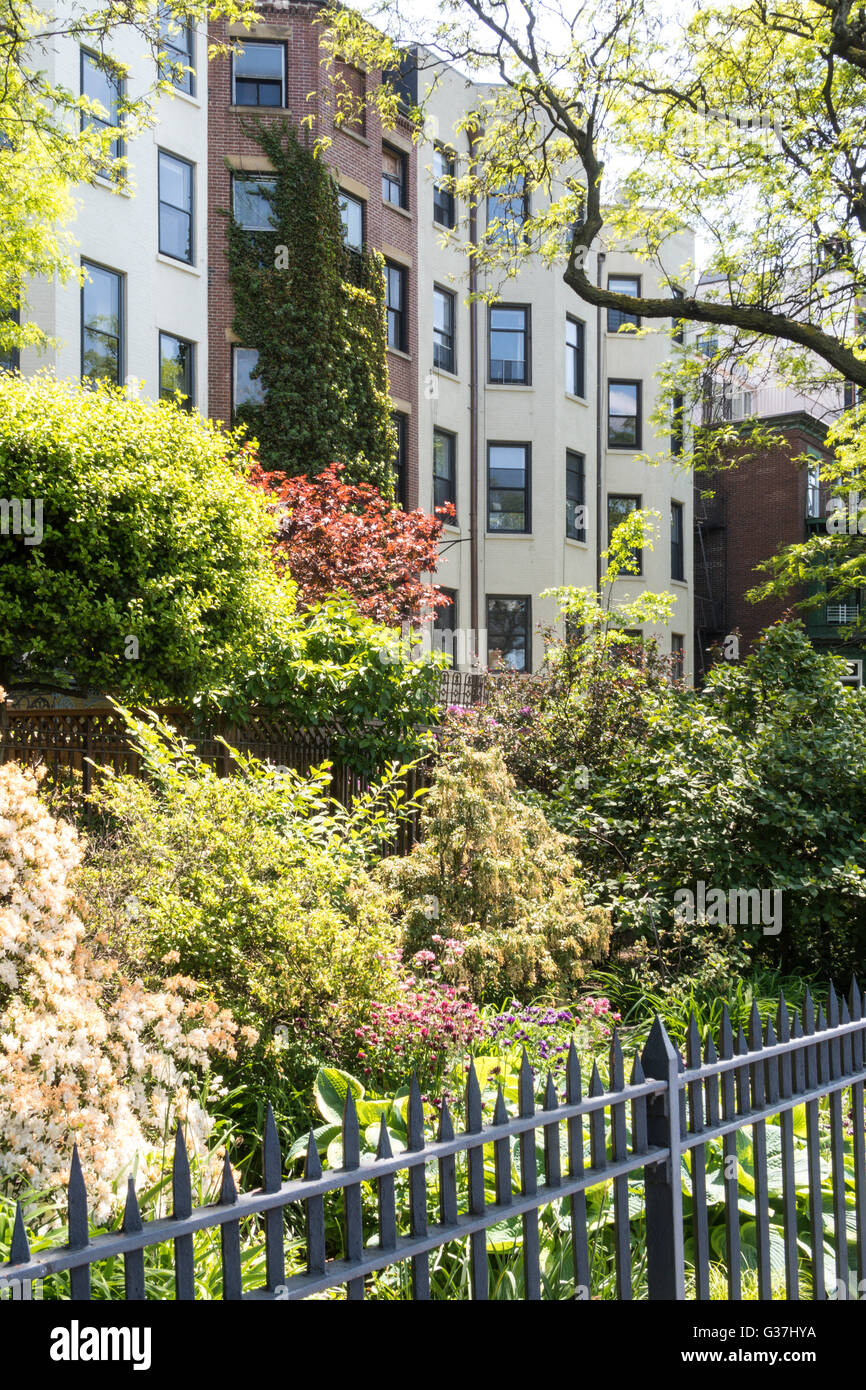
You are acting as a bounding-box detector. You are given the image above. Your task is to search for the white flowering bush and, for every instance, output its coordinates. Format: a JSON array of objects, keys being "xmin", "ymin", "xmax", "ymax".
[{"xmin": 0, "ymin": 750, "xmax": 245, "ymax": 1220}]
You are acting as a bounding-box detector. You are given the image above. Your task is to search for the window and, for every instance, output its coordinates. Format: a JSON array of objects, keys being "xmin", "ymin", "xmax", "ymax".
[
  {"xmin": 671, "ymin": 392, "xmax": 685, "ymax": 457},
  {"xmin": 80, "ymin": 50, "xmax": 123, "ymax": 172},
  {"xmin": 827, "ymin": 595, "xmax": 860, "ymax": 624},
  {"xmin": 487, "ymin": 177, "xmax": 528, "ymax": 244},
  {"xmin": 384, "ymin": 262, "xmax": 407, "ymax": 351},
  {"xmin": 232, "ymin": 175, "xmax": 276, "ymax": 231},
  {"xmin": 334, "ymin": 61, "xmax": 365, "ymax": 135},
  {"xmin": 338, "ymin": 191, "xmax": 364, "ymax": 251},
  {"xmin": 566, "ymin": 451, "xmax": 586, "ymax": 541},
  {"xmin": 671, "ymin": 634, "xmax": 685, "ymax": 683},
  {"xmin": 81, "ymin": 261, "xmax": 123, "ymax": 385},
  {"xmin": 489, "ymin": 305, "xmax": 529, "ymax": 384},
  {"xmin": 608, "ymin": 380, "xmax": 641, "ymax": 448},
  {"xmin": 0, "ymin": 306, "xmax": 20, "ymax": 372},
  {"xmin": 486, "ymin": 596, "xmax": 531, "ymax": 673},
  {"xmin": 433, "ymin": 588, "xmax": 457, "ymax": 667},
  {"xmin": 607, "ymin": 275, "xmax": 640, "ymax": 332},
  {"xmin": 433, "ymin": 286, "xmax": 456, "ymax": 372},
  {"xmin": 392, "ymin": 411, "xmax": 408, "ymax": 508},
  {"xmin": 433, "ymin": 429, "xmax": 456, "ymax": 514},
  {"xmin": 159, "ymin": 332, "xmax": 194, "ymax": 408},
  {"xmin": 566, "ymin": 315, "xmax": 585, "ymax": 397},
  {"xmin": 488, "ymin": 443, "xmax": 530, "ymax": 533},
  {"xmin": 433, "ymin": 145, "xmax": 455, "ymax": 228},
  {"xmin": 158, "ymin": 151, "xmax": 194, "ymax": 263},
  {"xmin": 158, "ymin": 7, "xmax": 194, "ymax": 95},
  {"xmin": 382, "ymin": 144, "xmax": 407, "ymax": 208},
  {"xmin": 232, "ymin": 41, "xmax": 285, "ymax": 107},
  {"xmin": 671, "ymin": 501, "xmax": 685, "ymax": 581},
  {"xmin": 806, "ymin": 459, "xmax": 821, "ymax": 518},
  {"xmin": 232, "ymin": 346, "xmax": 264, "ymax": 411},
  {"xmin": 672, "ymin": 285, "xmax": 684, "ymax": 345},
  {"xmin": 608, "ymin": 493, "xmax": 642, "ymax": 575}
]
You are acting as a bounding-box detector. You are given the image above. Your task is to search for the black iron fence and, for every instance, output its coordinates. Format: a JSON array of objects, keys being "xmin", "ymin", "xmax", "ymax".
[{"xmin": 1, "ymin": 986, "xmax": 864, "ymax": 1300}]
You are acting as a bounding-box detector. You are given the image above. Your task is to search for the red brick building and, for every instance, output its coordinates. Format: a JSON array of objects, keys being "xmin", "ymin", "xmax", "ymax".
[
  {"xmin": 207, "ymin": 1, "xmax": 419, "ymax": 503},
  {"xmin": 694, "ymin": 411, "xmax": 832, "ymax": 677}
]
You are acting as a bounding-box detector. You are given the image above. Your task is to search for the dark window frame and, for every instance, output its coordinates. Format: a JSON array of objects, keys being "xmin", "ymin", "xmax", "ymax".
[
  {"xmin": 486, "ymin": 177, "xmax": 529, "ymax": 245},
  {"xmin": 566, "ymin": 449, "xmax": 586, "ymax": 542},
  {"xmin": 565, "ymin": 313, "xmax": 585, "ymax": 398},
  {"xmin": 231, "ymin": 40, "xmax": 287, "ymax": 108},
  {"xmin": 607, "ymin": 274, "xmax": 641, "ymax": 332},
  {"xmin": 486, "ymin": 593, "xmax": 532, "ymax": 673},
  {"xmin": 158, "ymin": 8, "xmax": 195, "ymax": 96},
  {"xmin": 231, "ymin": 172, "xmax": 277, "ymax": 232},
  {"xmin": 488, "ymin": 302, "xmax": 530, "ymax": 385},
  {"xmin": 608, "ymin": 378, "xmax": 642, "ymax": 449},
  {"xmin": 432, "ymin": 144, "xmax": 456, "ymax": 228},
  {"xmin": 385, "ymin": 261, "xmax": 408, "ymax": 353},
  {"xmin": 671, "ymin": 500, "xmax": 685, "ymax": 582},
  {"xmin": 487, "ymin": 440, "xmax": 531, "ymax": 535},
  {"xmin": 392, "ymin": 410, "xmax": 408, "ymax": 508},
  {"xmin": 338, "ymin": 189, "xmax": 365, "ymax": 251},
  {"xmin": 433, "ymin": 427, "xmax": 457, "ymax": 517},
  {"xmin": 80, "ymin": 48, "xmax": 124, "ymax": 172},
  {"xmin": 671, "ymin": 633, "xmax": 685, "ymax": 683},
  {"xmin": 382, "ymin": 142, "xmax": 408, "ymax": 208},
  {"xmin": 80, "ymin": 259, "xmax": 124, "ymax": 386},
  {"xmin": 607, "ymin": 492, "xmax": 643, "ymax": 576},
  {"xmin": 158, "ymin": 148, "xmax": 194, "ymax": 264},
  {"xmin": 433, "ymin": 586, "xmax": 458, "ymax": 667},
  {"xmin": 231, "ymin": 344, "xmax": 263, "ymax": 416},
  {"xmin": 433, "ymin": 284, "xmax": 456, "ymax": 373},
  {"xmin": 159, "ymin": 330, "xmax": 195, "ymax": 410}
]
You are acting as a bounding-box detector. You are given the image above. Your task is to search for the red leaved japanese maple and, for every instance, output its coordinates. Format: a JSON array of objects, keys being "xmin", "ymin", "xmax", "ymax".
[{"xmin": 250, "ymin": 462, "xmax": 454, "ymax": 624}]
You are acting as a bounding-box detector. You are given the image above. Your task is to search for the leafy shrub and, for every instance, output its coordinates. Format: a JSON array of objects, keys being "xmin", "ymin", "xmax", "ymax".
[
  {"xmin": 0, "ymin": 372, "xmax": 284, "ymax": 700},
  {"xmin": 379, "ymin": 742, "xmax": 611, "ymax": 1001},
  {"xmin": 549, "ymin": 622, "xmax": 866, "ymax": 978},
  {"xmin": 0, "ymin": 752, "xmax": 239, "ymax": 1219},
  {"xmin": 75, "ymin": 711, "xmax": 420, "ymax": 1112}
]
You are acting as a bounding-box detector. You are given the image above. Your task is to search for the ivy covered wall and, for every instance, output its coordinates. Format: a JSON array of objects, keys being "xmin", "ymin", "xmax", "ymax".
[{"xmin": 226, "ymin": 119, "xmax": 396, "ymax": 497}]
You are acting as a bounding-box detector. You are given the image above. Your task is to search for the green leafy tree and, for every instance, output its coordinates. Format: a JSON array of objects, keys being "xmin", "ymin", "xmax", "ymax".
[
  {"xmin": 380, "ymin": 740, "xmax": 611, "ymax": 1001},
  {"xmin": 0, "ymin": 372, "xmax": 284, "ymax": 701},
  {"xmin": 226, "ymin": 119, "xmax": 397, "ymax": 492}
]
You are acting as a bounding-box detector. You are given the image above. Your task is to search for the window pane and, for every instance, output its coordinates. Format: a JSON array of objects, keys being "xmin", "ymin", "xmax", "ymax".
[
  {"xmin": 487, "ymin": 597, "xmax": 530, "ymax": 672},
  {"xmin": 392, "ymin": 412, "xmax": 407, "ymax": 506},
  {"xmin": 433, "ymin": 146, "xmax": 455, "ymax": 227},
  {"xmin": 233, "ymin": 347, "xmax": 263, "ymax": 408},
  {"xmin": 566, "ymin": 451, "xmax": 586, "ymax": 540},
  {"xmin": 235, "ymin": 42, "xmax": 284, "ymax": 79},
  {"xmin": 233, "ymin": 176, "xmax": 276, "ymax": 230},
  {"xmin": 608, "ymin": 382, "xmax": 639, "ymax": 447},
  {"xmin": 608, "ymin": 494, "xmax": 641, "ymax": 573},
  {"xmin": 608, "ymin": 275, "xmax": 640, "ymax": 331},
  {"xmin": 566, "ymin": 316, "xmax": 585, "ymax": 396},
  {"xmin": 488, "ymin": 444, "xmax": 527, "ymax": 531},
  {"xmin": 158, "ymin": 6, "xmax": 193, "ymax": 93},
  {"xmin": 339, "ymin": 192, "xmax": 363, "ymax": 250},
  {"xmin": 81, "ymin": 53, "xmax": 119, "ymax": 120},
  {"xmin": 433, "ymin": 288, "xmax": 454, "ymax": 371},
  {"xmin": 160, "ymin": 333, "xmax": 193, "ymax": 407},
  {"xmin": 490, "ymin": 306, "xmax": 526, "ymax": 383},
  {"xmin": 487, "ymin": 176, "xmax": 526, "ymax": 243},
  {"xmin": 433, "ymin": 430, "xmax": 455, "ymax": 512},
  {"xmin": 383, "ymin": 146, "xmax": 405, "ymax": 206},
  {"xmin": 82, "ymin": 263, "xmax": 122, "ymax": 385},
  {"xmin": 159, "ymin": 153, "xmax": 193, "ymax": 262}
]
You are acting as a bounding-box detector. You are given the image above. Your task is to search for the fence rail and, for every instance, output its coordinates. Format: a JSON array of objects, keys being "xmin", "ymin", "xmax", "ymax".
[{"xmin": 1, "ymin": 985, "xmax": 864, "ymax": 1301}]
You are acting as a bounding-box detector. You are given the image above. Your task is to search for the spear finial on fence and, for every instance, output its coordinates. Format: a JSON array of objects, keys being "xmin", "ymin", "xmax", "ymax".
[{"xmin": 9, "ymin": 1202, "xmax": 30, "ymax": 1264}]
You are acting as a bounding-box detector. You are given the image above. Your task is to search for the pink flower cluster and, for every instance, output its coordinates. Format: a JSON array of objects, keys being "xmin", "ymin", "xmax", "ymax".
[{"xmin": 354, "ymin": 973, "xmax": 484, "ymax": 1088}]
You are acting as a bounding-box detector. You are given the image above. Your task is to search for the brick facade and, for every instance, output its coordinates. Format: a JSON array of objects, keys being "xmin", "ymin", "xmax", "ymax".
[
  {"xmin": 207, "ymin": 2, "xmax": 418, "ymax": 502},
  {"xmin": 695, "ymin": 419, "xmax": 830, "ymax": 669}
]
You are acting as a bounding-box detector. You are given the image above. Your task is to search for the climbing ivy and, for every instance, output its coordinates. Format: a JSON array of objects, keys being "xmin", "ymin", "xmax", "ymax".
[{"xmin": 225, "ymin": 118, "xmax": 396, "ymax": 496}]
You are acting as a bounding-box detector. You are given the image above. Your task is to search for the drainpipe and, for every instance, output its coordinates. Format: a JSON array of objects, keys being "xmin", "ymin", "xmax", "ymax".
[
  {"xmin": 468, "ymin": 128, "xmax": 480, "ymax": 649},
  {"xmin": 596, "ymin": 249, "xmax": 606, "ymax": 591}
]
